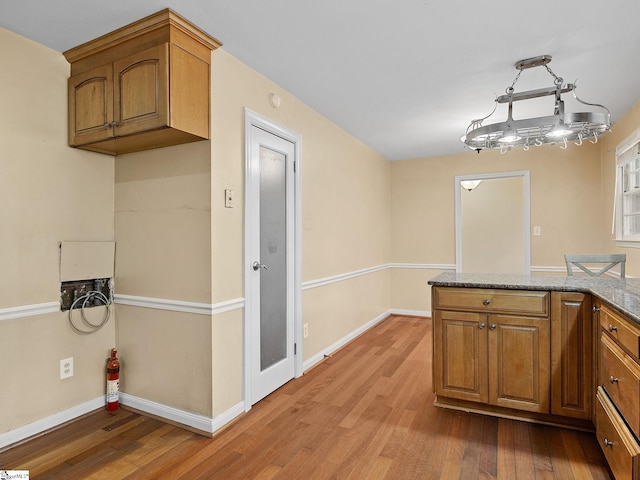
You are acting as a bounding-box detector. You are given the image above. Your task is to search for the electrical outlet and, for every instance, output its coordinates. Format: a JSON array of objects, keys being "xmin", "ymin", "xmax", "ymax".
[
  {"xmin": 303, "ymin": 323, "xmax": 309, "ymax": 339},
  {"xmin": 60, "ymin": 357, "xmax": 73, "ymax": 379}
]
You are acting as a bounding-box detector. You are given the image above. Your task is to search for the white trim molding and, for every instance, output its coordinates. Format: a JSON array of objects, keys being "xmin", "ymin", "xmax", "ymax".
[
  {"xmin": 530, "ymin": 265, "xmax": 568, "ymax": 274},
  {"xmin": 302, "ymin": 265, "xmax": 388, "ymax": 290},
  {"xmin": 0, "ymin": 396, "xmax": 104, "ymax": 450},
  {"xmin": 119, "ymin": 393, "xmax": 244, "ymax": 435},
  {"xmin": 302, "ymin": 263, "xmax": 455, "ymax": 291},
  {"xmin": 0, "ymin": 394, "xmax": 247, "ymax": 450},
  {"xmin": 389, "ymin": 263, "xmax": 456, "ymax": 271},
  {"xmin": 0, "ymin": 301, "xmax": 59, "ymax": 322},
  {"xmin": 390, "ymin": 308, "xmax": 431, "ymax": 317},
  {"xmin": 114, "ymin": 295, "xmax": 244, "ymax": 316}
]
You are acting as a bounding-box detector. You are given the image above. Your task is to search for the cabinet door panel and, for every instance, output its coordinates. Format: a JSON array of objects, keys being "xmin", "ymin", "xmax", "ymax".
[
  {"xmin": 551, "ymin": 292, "xmax": 592, "ymax": 419},
  {"xmin": 489, "ymin": 315, "xmax": 550, "ymax": 413},
  {"xmin": 68, "ymin": 64, "xmax": 113, "ymax": 145},
  {"xmin": 433, "ymin": 310, "xmax": 488, "ymax": 403},
  {"xmin": 113, "ymin": 44, "xmax": 169, "ymax": 137}
]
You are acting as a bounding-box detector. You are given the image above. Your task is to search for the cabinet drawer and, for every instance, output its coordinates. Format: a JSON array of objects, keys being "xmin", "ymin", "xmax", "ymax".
[
  {"xmin": 433, "ymin": 287, "xmax": 549, "ymax": 317},
  {"xmin": 600, "ymin": 333, "xmax": 640, "ymax": 439},
  {"xmin": 595, "ymin": 388, "xmax": 640, "ymax": 480},
  {"xmin": 600, "ymin": 304, "xmax": 640, "ymax": 358}
]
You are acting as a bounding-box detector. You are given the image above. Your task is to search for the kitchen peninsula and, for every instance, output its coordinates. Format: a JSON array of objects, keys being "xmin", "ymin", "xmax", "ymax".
[{"xmin": 429, "ymin": 272, "xmax": 640, "ymax": 480}]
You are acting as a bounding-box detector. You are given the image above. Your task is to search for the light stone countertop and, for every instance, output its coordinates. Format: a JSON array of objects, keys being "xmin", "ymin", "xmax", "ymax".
[{"xmin": 428, "ymin": 272, "xmax": 640, "ymax": 326}]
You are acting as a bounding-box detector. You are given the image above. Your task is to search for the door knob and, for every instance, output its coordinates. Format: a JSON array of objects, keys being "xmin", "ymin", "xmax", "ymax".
[{"xmin": 252, "ymin": 261, "xmax": 270, "ymax": 271}]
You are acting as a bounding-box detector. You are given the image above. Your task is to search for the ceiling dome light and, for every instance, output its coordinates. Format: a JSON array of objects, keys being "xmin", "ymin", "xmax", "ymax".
[
  {"xmin": 461, "ymin": 55, "xmax": 610, "ymax": 152},
  {"xmin": 460, "ymin": 180, "xmax": 482, "ymax": 191}
]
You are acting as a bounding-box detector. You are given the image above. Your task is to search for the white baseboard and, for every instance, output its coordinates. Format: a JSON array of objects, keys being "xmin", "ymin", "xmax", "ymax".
[
  {"xmin": 302, "ymin": 310, "xmax": 391, "ymax": 372},
  {"xmin": 390, "ymin": 308, "xmax": 431, "ymax": 317},
  {"xmin": 0, "ymin": 395, "xmax": 247, "ymax": 451},
  {"xmin": 120, "ymin": 393, "xmax": 245, "ymax": 435},
  {"xmin": 0, "ymin": 396, "xmax": 104, "ymax": 450}
]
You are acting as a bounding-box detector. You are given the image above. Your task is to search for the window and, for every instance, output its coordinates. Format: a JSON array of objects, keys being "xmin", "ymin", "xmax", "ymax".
[{"xmin": 615, "ymin": 129, "xmax": 640, "ymax": 242}]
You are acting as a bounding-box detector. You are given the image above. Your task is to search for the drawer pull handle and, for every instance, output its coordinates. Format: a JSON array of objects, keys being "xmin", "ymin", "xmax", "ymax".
[
  {"xmin": 490, "ymin": 324, "xmax": 497, "ymax": 330},
  {"xmin": 479, "ymin": 323, "xmax": 486, "ymax": 329},
  {"xmin": 609, "ymin": 325, "xmax": 618, "ymax": 332},
  {"xmin": 604, "ymin": 438, "xmax": 614, "ymax": 447},
  {"xmin": 482, "ymin": 299, "xmax": 491, "ymax": 306},
  {"xmin": 610, "ymin": 376, "xmax": 619, "ymax": 384}
]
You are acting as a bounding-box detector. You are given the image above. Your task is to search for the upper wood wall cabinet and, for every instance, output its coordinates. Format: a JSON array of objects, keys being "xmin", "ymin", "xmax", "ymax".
[{"xmin": 63, "ymin": 9, "xmax": 221, "ymax": 155}]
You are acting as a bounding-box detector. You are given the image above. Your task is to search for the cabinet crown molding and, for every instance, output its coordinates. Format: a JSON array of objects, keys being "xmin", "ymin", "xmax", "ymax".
[{"xmin": 63, "ymin": 8, "xmax": 221, "ymax": 68}]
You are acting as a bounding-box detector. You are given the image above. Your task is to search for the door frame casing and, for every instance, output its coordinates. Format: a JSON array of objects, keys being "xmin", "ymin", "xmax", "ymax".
[{"xmin": 243, "ymin": 109, "xmax": 303, "ymax": 411}]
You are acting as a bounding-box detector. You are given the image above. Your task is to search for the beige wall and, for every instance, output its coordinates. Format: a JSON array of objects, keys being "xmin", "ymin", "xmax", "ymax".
[
  {"xmin": 209, "ymin": 49, "xmax": 392, "ymax": 414},
  {"xmin": 114, "ymin": 142, "xmax": 212, "ymax": 301},
  {"xmin": 114, "ymin": 142, "xmax": 213, "ymax": 416},
  {"xmin": 0, "ymin": 28, "xmax": 115, "ymax": 435},
  {"xmin": 391, "ymin": 142, "xmax": 603, "ymax": 312}
]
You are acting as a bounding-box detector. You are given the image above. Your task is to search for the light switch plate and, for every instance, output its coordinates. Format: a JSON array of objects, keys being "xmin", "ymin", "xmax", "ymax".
[{"xmin": 225, "ymin": 189, "xmax": 234, "ymax": 208}]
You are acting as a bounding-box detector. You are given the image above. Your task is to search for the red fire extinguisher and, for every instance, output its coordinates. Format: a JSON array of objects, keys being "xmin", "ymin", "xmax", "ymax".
[{"xmin": 106, "ymin": 348, "xmax": 120, "ymax": 411}]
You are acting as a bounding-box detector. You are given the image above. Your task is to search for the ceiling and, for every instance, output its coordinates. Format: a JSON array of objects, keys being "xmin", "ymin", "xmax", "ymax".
[{"xmin": 2, "ymin": 0, "xmax": 640, "ymax": 160}]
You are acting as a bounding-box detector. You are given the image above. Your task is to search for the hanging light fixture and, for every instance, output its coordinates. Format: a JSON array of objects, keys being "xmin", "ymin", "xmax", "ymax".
[{"xmin": 461, "ymin": 55, "xmax": 611, "ymax": 153}]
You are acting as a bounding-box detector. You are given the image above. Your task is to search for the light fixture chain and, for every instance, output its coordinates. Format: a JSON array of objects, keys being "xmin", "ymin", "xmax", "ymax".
[
  {"xmin": 545, "ymin": 64, "xmax": 563, "ymax": 86},
  {"xmin": 507, "ymin": 69, "xmax": 522, "ymax": 93}
]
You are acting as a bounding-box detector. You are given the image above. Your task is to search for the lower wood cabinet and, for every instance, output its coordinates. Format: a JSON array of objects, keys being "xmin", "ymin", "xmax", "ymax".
[
  {"xmin": 433, "ymin": 287, "xmax": 550, "ymax": 414},
  {"xmin": 432, "ymin": 284, "xmax": 640, "ymax": 479},
  {"xmin": 433, "ymin": 287, "xmax": 594, "ymax": 425},
  {"xmin": 596, "ymin": 301, "xmax": 640, "ymax": 479}
]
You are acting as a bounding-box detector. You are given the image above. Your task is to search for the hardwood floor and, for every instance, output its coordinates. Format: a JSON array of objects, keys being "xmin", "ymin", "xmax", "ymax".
[{"xmin": 1, "ymin": 315, "xmax": 613, "ymax": 479}]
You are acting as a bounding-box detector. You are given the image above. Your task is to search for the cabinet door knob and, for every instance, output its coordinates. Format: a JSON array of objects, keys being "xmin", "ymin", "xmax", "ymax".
[
  {"xmin": 608, "ymin": 325, "xmax": 618, "ymax": 332},
  {"xmin": 489, "ymin": 324, "xmax": 497, "ymax": 330},
  {"xmin": 604, "ymin": 438, "xmax": 614, "ymax": 447},
  {"xmin": 479, "ymin": 323, "xmax": 486, "ymax": 329},
  {"xmin": 592, "ymin": 306, "xmax": 600, "ymax": 313},
  {"xmin": 610, "ymin": 376, "xmax": 619, "ymax": 384},
  {"xmin": 482, "ymin": 299, "xmax": 491, "ymax": 306}
]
